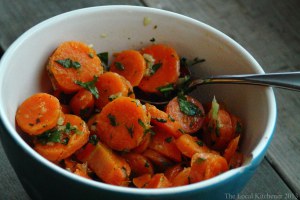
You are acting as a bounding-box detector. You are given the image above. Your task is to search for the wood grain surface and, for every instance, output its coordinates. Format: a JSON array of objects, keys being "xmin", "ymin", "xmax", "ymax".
[{"xmin": 0, "ymin": 0, "xmax": 299, "ymax": 199}]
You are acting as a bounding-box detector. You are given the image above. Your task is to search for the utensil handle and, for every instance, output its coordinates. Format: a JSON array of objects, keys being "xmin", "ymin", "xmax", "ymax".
[{"xmin": 193, "ymin": 72, "xmax": 300, "ymax": 91}]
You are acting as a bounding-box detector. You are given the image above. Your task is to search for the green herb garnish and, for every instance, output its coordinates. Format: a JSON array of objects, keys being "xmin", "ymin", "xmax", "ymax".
[
  {"xmin": 196, "ymin": 157, "xmax": 206, "ymax": 164},
  {"xmin": 75, "ymin": 76, "xmax": 99, "ymax": 99},
  {"xmin": 157, "ymin": 83, "xmax": 174, "ymax": 97},
  {"xmin": 97, "ymin": 52, "xmax": 109, "ymax": 66},
  {"xmin": 126, "ymin": 124, "xmax": 134, "ymax": 138},
  {"xmin": 55, "ymin": 58, "xmax": 81, "ymax": 69},
  {"xmin": 165, "ymin": 137, "xmax": 173, "ymax": 143},
  {"xmin": 37, "ymin": 129, "xmax": 62, "ymax": 145},
  {"xmin": 108, "ymin": 114, "xmax": 118, "ymax": 126},
  {"xmin": 149, "ymin": 63, "xmax": 162, "ymax": 75},
  {"xmin": 115, "ymin": 62, "xmax": 125, "ymax": 71},
  {"xmin": 155, "ymin": 118, "xmax": 167, "ymax": 123},
  {"xmin": 178, "ymin": 95, "xmax": 202, "ymax": 116},
  {"xmin": 97, "ymin": 52, "xmax": 109, "ymax": 71},
  {"xmin": 89, "ymin": 134, "xmax": 99, "ymax": 145}
]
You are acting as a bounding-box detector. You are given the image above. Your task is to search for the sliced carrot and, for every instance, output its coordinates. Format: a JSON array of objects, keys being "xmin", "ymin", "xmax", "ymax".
[
  {"xmin": 149, "ymin": 127, "xmax": 182, "ymax": 162},
  {"xmin": 70, "ymin": 89, "xmax": 95, "ymax": 119},
  {"xmin": 172, "ymin": 167, "xmax": 191, "ymax": 187},
  {"xmin": 95, "ymin": 72, "xmax": 134, "ymax": 109},
  {"xmin": 190, "ymin": 152, "xmax": 229, "ymax": 183},
  {"xmin": 34, "ymin": 114, "xmax": 90, "ymax": 162},
  {"xmin": 223, "ymin": 135, "xmax": 241, "ymax": 163},
  {"xmin": 145, "ymin": 173, "xmax": 172, "ymax": 188},
  {"xmin": 122, "ymin": 152, "xmax": 154, "ymax": 177},
  {"xmin": 142, "ymin": 149, "xmax": 173, "ymax": 171},
  {"xmin": 202, "ymin": 98, "xmax": 235, "ymax": 151},
  {"xmin": 228, "ymin": 152, "xmax": 243, "ymax": 169},
  {"xmin": 132, "ymin": 131, "xmax": 152, "ymax": 153},
  {"xmin": 16, "ymin": 93, "xmax": 63, "ymax": 135},
  {"xmin": 138, "ymin": 44, "xmax": 180, "ymax": 93},
  {"xmin": 64, "ymin": 158, "xmax": 91, "ymax": 179},
  {"xmin": 87, "ymin": 113, "xmax": 101, "ymax": 135},
  {"xmin": 110, "ymin": 50, "xmax": 146, "ymax": 86},
  {"xmin": 61, "ymin": 104, "xmax": 71, "ymax": 114},
  {"xmin": 166, "ymin": 95, "xmax": 205, "ymax": 134},
  {"xmin": 133, "ymin": 174, "xmax": 152, "ymax": 188},
  {"xmin": 165, "ymin": 164, "xmax": 184, "ymax": 182},
  {"xmin": 230, "ymin": 114, "xmax": 243, "ymax": 137},
  {"xmin": 74, "ymin": 163, "xmax": 91, "ymax": 179},
  {"xmin": 96, "ymin": 97, "xmax": 150, "ymax": 151},
  {"xmin": 47, "ymin": 41, "xmax": 103, "ymax": 93},
  {"xmin": 175, "ymin": 134, "xmax": 210, "ymax": 158},
  {"xmin": 146, "ymin": 103, "xmax": 183, "ymax": 138},
  {"xmin": 78, "ymin": 141, "xmax": 130, "ymax": 186}
]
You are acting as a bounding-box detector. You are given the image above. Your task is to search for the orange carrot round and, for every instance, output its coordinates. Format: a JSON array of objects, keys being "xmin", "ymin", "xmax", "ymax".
[
  {"xmin": 190, "ymin": 152, "xmax": 229, "ymax": 183},
  {"xmin": 70, "ymin": 89, "xmax": 95, "ymax": 119},
  {"xmin": 16, "ymin": 93, "xmax": 63, "ymax": 135},
  {"xmin": 138, "ymin": 44, "xmax": 180, "ymax": 93},
  {"xmin": 96, "ymin": 97, "xmax": 150, "ymax": 151},
  {"xmin": 132, "ymin": 131, "xmax": 152, "ymax": 154},
  {"xmin": 110, "ymin": 50, "xmax": 146, "ymax": 86},
  {"xmin": 145, "ymin": 173, "xmax": 172, "ymax": 188},
  {"xmin": 95, "ymin": 72, "xmax": 134, "ymax": 109},
  {"xmin": 166, "ymin": 95, "xmax": 205, "ymax": 134},
  {"xmin": 149, "ymin": 127, "xmax": 182, "ymax": 162},
  {"xmin": 223, "ymin": 135, "xmax": 241, "ymax": 163},
  {"xmin": 175, "ymin": 134, "xmax": 210, "ymax": 158},
  {"xmin": 146, "ymin": 103, "xmax": 183, "ymax": 138},
  {"xmin": 78, "ymin": 141, "xmax": 131, "ymax": 186},
  {"xmin": 122, "ymin": 152, "xmax": 154, "ymax": 177},
  {"xmin": 172, "ymin": 167, "xmax": 191, "ymax": 187},
  {"xmin": 47, "ymin": 41, "xmax": 103, "ymax": 93},
  {"xmin": 34, "ymin": 114, "xmax": 90, "ymax": 162},
  {"xmin": 133, "ymin": 174, "xmax": 152, "ymax": 188}
]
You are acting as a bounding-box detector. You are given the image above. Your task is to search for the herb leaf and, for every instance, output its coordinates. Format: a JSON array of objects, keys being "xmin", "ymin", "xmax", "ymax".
[
  {"xmin": 126, "ymin": 124, "xmax": 134, "ymax": 138},
  {"xmin": 115, "ymin": 62, "xmax": 125, "ymax": 71},
  {"xmin": 75, "ymin": 76, "xmax": 99, "ymax": 99},
  {"xmin": 89, "ymin": 134, "xmax": 99, "ymax": 145},
  {"xmin": 165, "ymin": 137, "xmax": 173, "ymax": 143},
  {"xmin": 55, "ymin": 58, "xmax": 81, "ymax": 69},
  {"xmin": 149, "ymin": 63, "xmax": 162, "ymax": 75},
  {"xmin": 97, "ymin": 52, "xmax": 109, "ymax": 71},
  {"xmin": 155, "ymin": 118, "xmax": 167, "ymax": 123},
  {"xmin": 178, "ymin": 95, "xmax": 202, "ymax": 116},
  {"xmin": 157, "ymin": 83, "xmax": 174, "ymax": 97},
  {"xmin": 108, "ymin": 114, "xmax": 118, "ymax": 126},
  {"xmin": 37, "ymin": 129, "xmax": 62, "ymax": 145}
]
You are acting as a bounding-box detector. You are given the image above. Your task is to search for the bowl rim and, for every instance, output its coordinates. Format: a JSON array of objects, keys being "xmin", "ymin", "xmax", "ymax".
[{"xmin": 0, "ymin": 5, "xmax": 277, "ymax": 196}]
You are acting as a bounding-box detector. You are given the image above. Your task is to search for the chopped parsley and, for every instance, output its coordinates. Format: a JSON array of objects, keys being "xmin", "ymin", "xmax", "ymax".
[
  {"xmin": 107, "ymin": 114, "xmax": 118, "ymax": 126},
  {"xmin": 155, "ymin": 118, "xmax": 167, "ymax": 123},
  {"xmin": 36, "ymin": 123, "xmax": 80, "ymax": 145},
  {"xmin": 126, "ymin": 124, "xmax": 134, "ymax": 138},
  {"xmin": 55, "ymin": 58, "xmax": 81, "ymax": 69},
  {"xmin": 178, "ymin": 95, "xmax": 202, "ymax": 116},
  {"xmin": 196, "ymin": 140, "xmax": 204, "ymax": 146},
  {"xmin": 89, "ymin": 134, "xmax": 99, "ymax": 145},
  {"xmin": 157, "ymin": 83, "xmax": 174, "ymax": 97},
  {"xmin": 75, "ymin": 76, "xmax": 99, "ymax": 99},
  {"xmin": 149, "ymin": 63, "xmax": 162, "ymax": 75},
  {"xmin": 165, "ymin": 137, "xmax": 173, "ymax": 143},
  {"xmin": 115, "ymin": 62, "xmax": 125, "ymax": 71},
  {"xmin": 168, "ymin": 115, "xmax": 175, "ymax": 122},
  {"xmin": 108, "ymin": 92, "xmax": 122, "ymax": 101},
  {"xmin": 97, "ymin": 52, "xmax": 109, "ymax": 71},
  {"xmin": 195, "ymin": 157, "xmax": 206, "ymax": 164},
  {"xmin": 37, "ymin": 129, "xmax": 62, "ymax": 145}
]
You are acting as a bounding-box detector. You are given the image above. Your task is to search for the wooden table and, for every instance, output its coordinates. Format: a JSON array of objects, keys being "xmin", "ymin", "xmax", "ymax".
[{"xmin": 0, "ymin": 0, "xmax": 299, "ymax": 199}]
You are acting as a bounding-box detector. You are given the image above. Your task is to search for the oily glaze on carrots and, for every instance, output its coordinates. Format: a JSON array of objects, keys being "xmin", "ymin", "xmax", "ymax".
[
  {"xmin": 16, "ymin": 41, "xmax": 245, "ymax": 189},
  {"xmin": 47, "ymin": 41, "xmax": 103, "ymax": 93},
  {"xmin": 138, "ymin": 44, "xmax": 180, "ymax": 93},
  {"xmin": 110, "ymin": 50, "xmax": 146, "ymax": 86}
]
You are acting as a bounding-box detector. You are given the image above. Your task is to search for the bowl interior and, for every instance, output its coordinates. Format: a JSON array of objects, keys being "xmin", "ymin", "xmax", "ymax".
[{"xmin": 0, "ymin": 5, "xmax": 276, "ymax": 194}]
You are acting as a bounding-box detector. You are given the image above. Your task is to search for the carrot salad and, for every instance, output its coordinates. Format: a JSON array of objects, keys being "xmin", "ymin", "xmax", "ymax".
[{"xmin": 16, "ymin": 41, "xmax": 244, "ymax": 188}]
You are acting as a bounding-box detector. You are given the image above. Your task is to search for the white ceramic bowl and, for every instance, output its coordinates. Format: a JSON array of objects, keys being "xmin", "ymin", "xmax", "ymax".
[{"xmin": 0, "ymin": 5, "xmax": 276, "ymax": 200}]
